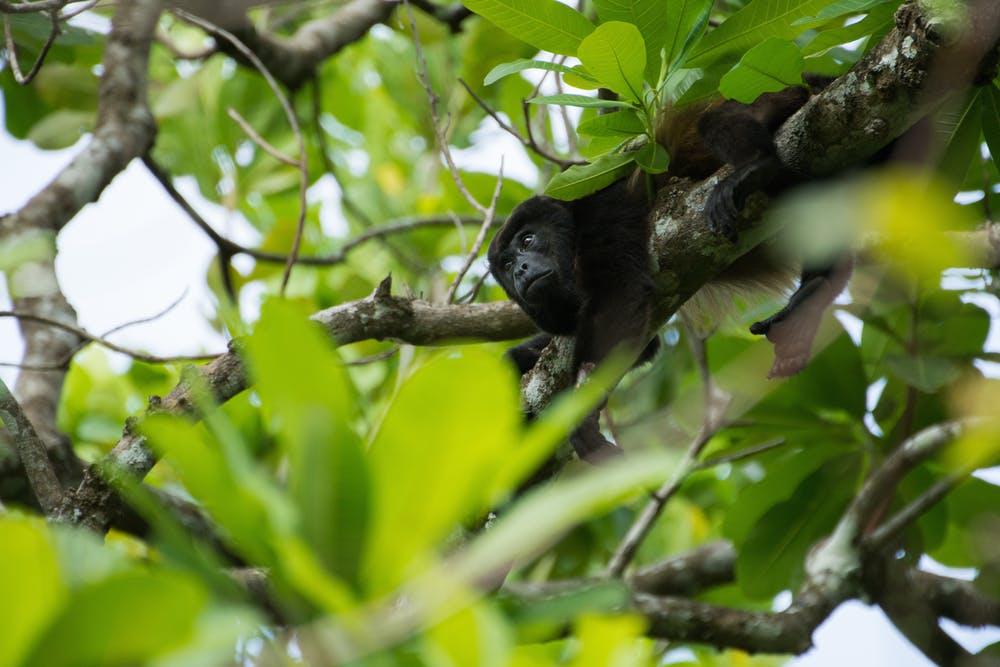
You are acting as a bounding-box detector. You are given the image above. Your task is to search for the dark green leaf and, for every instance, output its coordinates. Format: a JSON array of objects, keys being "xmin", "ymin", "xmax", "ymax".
[
  {"xmin": 884, "ymin": 354, "xmax": 962, "ymax": 392},
  {"xmin": 544, "ymin": 151, "xmax": 637, "ymax": 199},
  {"xmin": 935, "ymin": 88, "xmax": 983, "ymax": 186},
  {"xmin": 578, "ymin": 110, "xmax": 646, "ymax": 137},
  {"xmin": 719, "ymin": 38, "xmax": 805, "ymax": 103},
  {"xmin": 687, "ymin": 0, "xmax": 833, "ymax": 68},
  {"xmin": 737, "ymin": 453, "xmax": 862, "ymax": 598},
  {"xmin": 635, "ymin": 141, "xmax": 670, "ymax": 173},
  {"xmin": 528, "ymin": 93, "xmax": 632, "ymax": 109},
  {"xmin": 982, "ymin": 84, "xmax": 1000, "ymax": 175}
]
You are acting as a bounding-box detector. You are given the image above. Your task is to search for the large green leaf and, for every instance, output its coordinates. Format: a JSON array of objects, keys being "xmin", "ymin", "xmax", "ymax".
[
  {"xmin": 363, "ymin": 350, "xmax": 522, "ymax": 593},
  {"xmin": 719, "ymin": 38, "xmax": 805, "ymax": 103},
  {"xmin": 25, "ymin": 570, "xmax": 206, "ymax": 667},
  {"xmin": 529, "ymin": 93, "xmax": 632, "ymax": 109},
  {"xmin": 687, "ymin": 0, "xmax": 834, "ymax": 68},
  {"xmin": 544, "ymin": 151, "xmax": 637, "ymax": 200},
  {"xmin": 578, "ymin": 22, "xmax": 647, "ymax": 103},
  {"xmin": 484, "ymin": 58, "xmax": 598, "ymax": 85},
  {"xmin": 578, "ymin": 110, "xmax": 646, "ymax": 137},
  {"xmin": 245, "ymin": 299, "xmax": 369, "ymax": 585},
  {"xmin": 0, "ymin": 519, "xmax": 67, "ymax": 667},
  {"xmin": 592, "ymin": 0, "xmax": 658, "ymax": 83},
  {"xmin": 462, "ymin": 0, "xmax": 595, "ymax": 56},
  {"xmin": 736, "ymin": 453, "xmax": 862, "ymax": 598}
]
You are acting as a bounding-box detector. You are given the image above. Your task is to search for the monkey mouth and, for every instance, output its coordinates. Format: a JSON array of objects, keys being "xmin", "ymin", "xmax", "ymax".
[{"xmin": 524, "ymin": 271, "xmax": 553, "ymax": 299}]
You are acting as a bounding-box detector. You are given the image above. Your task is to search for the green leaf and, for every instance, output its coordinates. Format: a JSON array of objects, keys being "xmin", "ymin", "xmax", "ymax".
[
  {"xmin": 578, "ymin": 111, "xmax": 646, "ymax": 137},
  {"xmin": 484, "ymin": 58, "xmax": 598, "ymax": 86},
  {"xmin": 796, "ymin": 0, "xmax": 895, "ymax": 23},
  {"xmin": 737, "ymin": 453, "xmax": 862, "ymax": 599},
  {"xmin": 578, "ymin": 22, "xmax": 646, "ymax": 103},
  {"xmin": 665, "ymin": 0, "xmax": 714, "ymax": 72},
  {"xmin": 635, "ymin": 141, "xmax": 670, "ymax": 173},
  {"xmin": 935, "ymin": 88, "xmax": 983, "ymax": 186},
  {"xmin": 363, "ymin": 350, "xmax": 522, "ymax": 593},
  {"xmin": 802, "ymin": 2, "xmax": 896, "ymax": 57},
  {"xmin": 25, "ymin": 109, "xmax": 93, "ymax": 149},
  {"xmin": 885, "ymin": 354, "xmax": 963, "ymax": 392},
  {"xmin": 0, "ymin": 519, "xmax": 67, "ymax": 667},
  {"xmin": 25, "ymin": 570, "xmax": 206, "ymax": 667},
  {"xmin": 529, "ymin": 93, "xmax": 632, "ymax": 109},
  {"xmin": 719, "ymin": 38, "xmax": 805, "ymax": 103},
  {"xmin": 591, "ymin": 0, "xmax": 658, "ymax": 84},
  {"xmin": 687, "ymin": 0, "xmax": 834, "ymax": 68},
  {"xmin": 544, "ymin": 151, "xmax": 636, "ymax": 200},
  {"xmin": 462, "ymin": 0, "xmax": 595, "ymax": 56},
  {"xmin": 244, "ymin": 299, "xmax": 369, "ymax": 584},
  {"xmin": 983, "ymin": 85, "xmax": 1000, "ymax": 174}
]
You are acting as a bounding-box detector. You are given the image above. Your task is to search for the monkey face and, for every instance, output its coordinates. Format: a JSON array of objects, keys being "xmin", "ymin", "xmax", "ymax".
[{"xmin": 489, "ymin": 196, "xmax": 581, "ymax": 335}]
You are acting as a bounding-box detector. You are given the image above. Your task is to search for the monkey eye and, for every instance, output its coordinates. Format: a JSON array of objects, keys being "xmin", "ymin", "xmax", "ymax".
[{"xmin": 520, "ymin": 233, "xmax": 534, "ymax": 249}]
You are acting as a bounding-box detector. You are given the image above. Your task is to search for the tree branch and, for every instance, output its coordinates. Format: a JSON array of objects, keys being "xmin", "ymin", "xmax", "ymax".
[
  {"xmin": 0, "ymin": 377, "xmax": 64, "ymax": 514},
  {"xmin": 66, "ymin": 278, "xmax": 535, "ymax": 531}
]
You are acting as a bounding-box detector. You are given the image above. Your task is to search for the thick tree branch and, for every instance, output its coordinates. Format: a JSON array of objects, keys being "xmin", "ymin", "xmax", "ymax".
[
  {"xmin": 66, "ymin": 278, "xmax": 535, "ymax": 531},
  {"xmin": 520, "ymin": 2, "xmax": 1000, "ymax": 422},
  {"xmin": 181, "ymin": 0, "xmax": 398, "ymax": 90}
]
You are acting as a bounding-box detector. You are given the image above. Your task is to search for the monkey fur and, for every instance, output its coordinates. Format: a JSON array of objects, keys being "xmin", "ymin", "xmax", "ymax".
[{"xmin": 488, "ymin": 83, "xmax": 852, "ymax": 462}]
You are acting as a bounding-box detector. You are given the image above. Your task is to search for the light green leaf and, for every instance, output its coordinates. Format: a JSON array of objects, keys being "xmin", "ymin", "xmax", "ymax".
[
  {"xmin": 687, "ymin": 0, "xmax": 834, "ymax": 68},
  {"xmin": 462, "ymin": 0, "xmax": 594, "ymax": 56},
  {"xmin": 593, "ymin": 0, "xmax": 661, "ymax": 84},
  {"xmin": 578, "ymin": 22, "xmax": 647, "ymax": 103},
  {"xmin": 363, "ymin": 350, "xmax": 522, "ymax": 593},
  {"xmin": 0, "ymin": 519, "xmax": 67, "ymax": 667},
  {"xmin": 484, "ymin": 58, "xmax": 598, "ymax": 85},
  {"xmin": 719, "ymin": 38, "xmax": 805, "ymax": 103},
  {"xmin": 544, "ymin": 151, "xmax": 636, "ymax": 200},
  {"xmin": 25, "ymin": 570, "xmax": 207, "ymax": 667},
  {"xmin": 245, "ymin": 299, "xmax": 369, "ymax": 585},
  {"xmin": 528, "ymin": 93, "xmax": 632, "ymax": 109}
]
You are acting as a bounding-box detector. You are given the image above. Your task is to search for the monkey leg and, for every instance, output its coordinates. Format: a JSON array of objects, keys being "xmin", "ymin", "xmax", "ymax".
[{"xmin": 750, "ymin": 259, "xmax": 854, "ymax": 378}]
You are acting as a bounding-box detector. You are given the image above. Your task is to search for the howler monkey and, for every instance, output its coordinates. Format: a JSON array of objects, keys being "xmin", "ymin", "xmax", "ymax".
[{"xmin": 488, "ymin": 84, "xmax": 851, "ymax": 462}]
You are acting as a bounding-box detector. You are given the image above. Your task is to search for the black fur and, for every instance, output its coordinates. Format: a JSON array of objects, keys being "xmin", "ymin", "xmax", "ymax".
[{"xmin": 489, "ymin": 85, "xmax": 847, "ymax": 461}]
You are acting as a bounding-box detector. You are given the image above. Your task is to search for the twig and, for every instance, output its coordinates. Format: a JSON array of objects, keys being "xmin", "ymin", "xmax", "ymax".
[
  {"xmin": 227, "ymin": 107, "xmax": 299, "ymax": 166},
  {"xmin": 145, "ymin": 153, "xmax": 495, "ymax": 267},
  {"xmin": 605, "ymin": 335, "xmax": 729, "ymax": 577},
  {"xmin": 58, "ymin": 0, "xmax": 99, "ymax": 21},
  {"xmin": 458, "ymin": 78, "xmax": 584, "ymax": 169},
  {"xmin": 153, "ymin": 29, "xmax": 216, "ymax": 59},
  {"xmin": 0, "ymin": 311, "xmax": 222, "ymax": 365},
  {"xmin": 446, "ymin": 159, "xmax": 503, "ymax": 302},
  {"xmin": 0, "ymin": 0, "xmax": 73, "ymax": 13},
  {"xmin": 0, "ymin": 376, "xmax": 65, "ymax": 515},
  {"xmin": 693, "ymin": 437, "xmax": 786, "ymax": 471},
  {"xmin": 865, "ymin": 471, "xmax": 968, "ymax": 551},
  {"xmin": 173, "ymin": 8, "xmax": 308, "ymax": 296},
  {"xmin": 3, "ymin": 9, "xmax": 60, "ymax": 84},
  {"xmin": 403, "ymin": 0, "xmax": 488, "ymax": 216}
]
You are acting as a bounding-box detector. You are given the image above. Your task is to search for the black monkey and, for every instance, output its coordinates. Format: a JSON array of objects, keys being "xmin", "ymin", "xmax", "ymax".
[{"xmin": 489, "ymin": 85, "xmax": 849, "ymax": 461}]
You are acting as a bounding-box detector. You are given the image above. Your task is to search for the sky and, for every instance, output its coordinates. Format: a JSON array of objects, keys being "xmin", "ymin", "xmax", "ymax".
[{"xmin": 2, "ymin": 102, "xmax": 999, "ymax": 666}]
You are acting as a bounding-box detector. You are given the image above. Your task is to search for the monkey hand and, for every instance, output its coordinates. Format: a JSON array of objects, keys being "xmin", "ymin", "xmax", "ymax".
[{"xmin": 704, "ymin": 173, "xmax": 743, "ymax": 241}]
